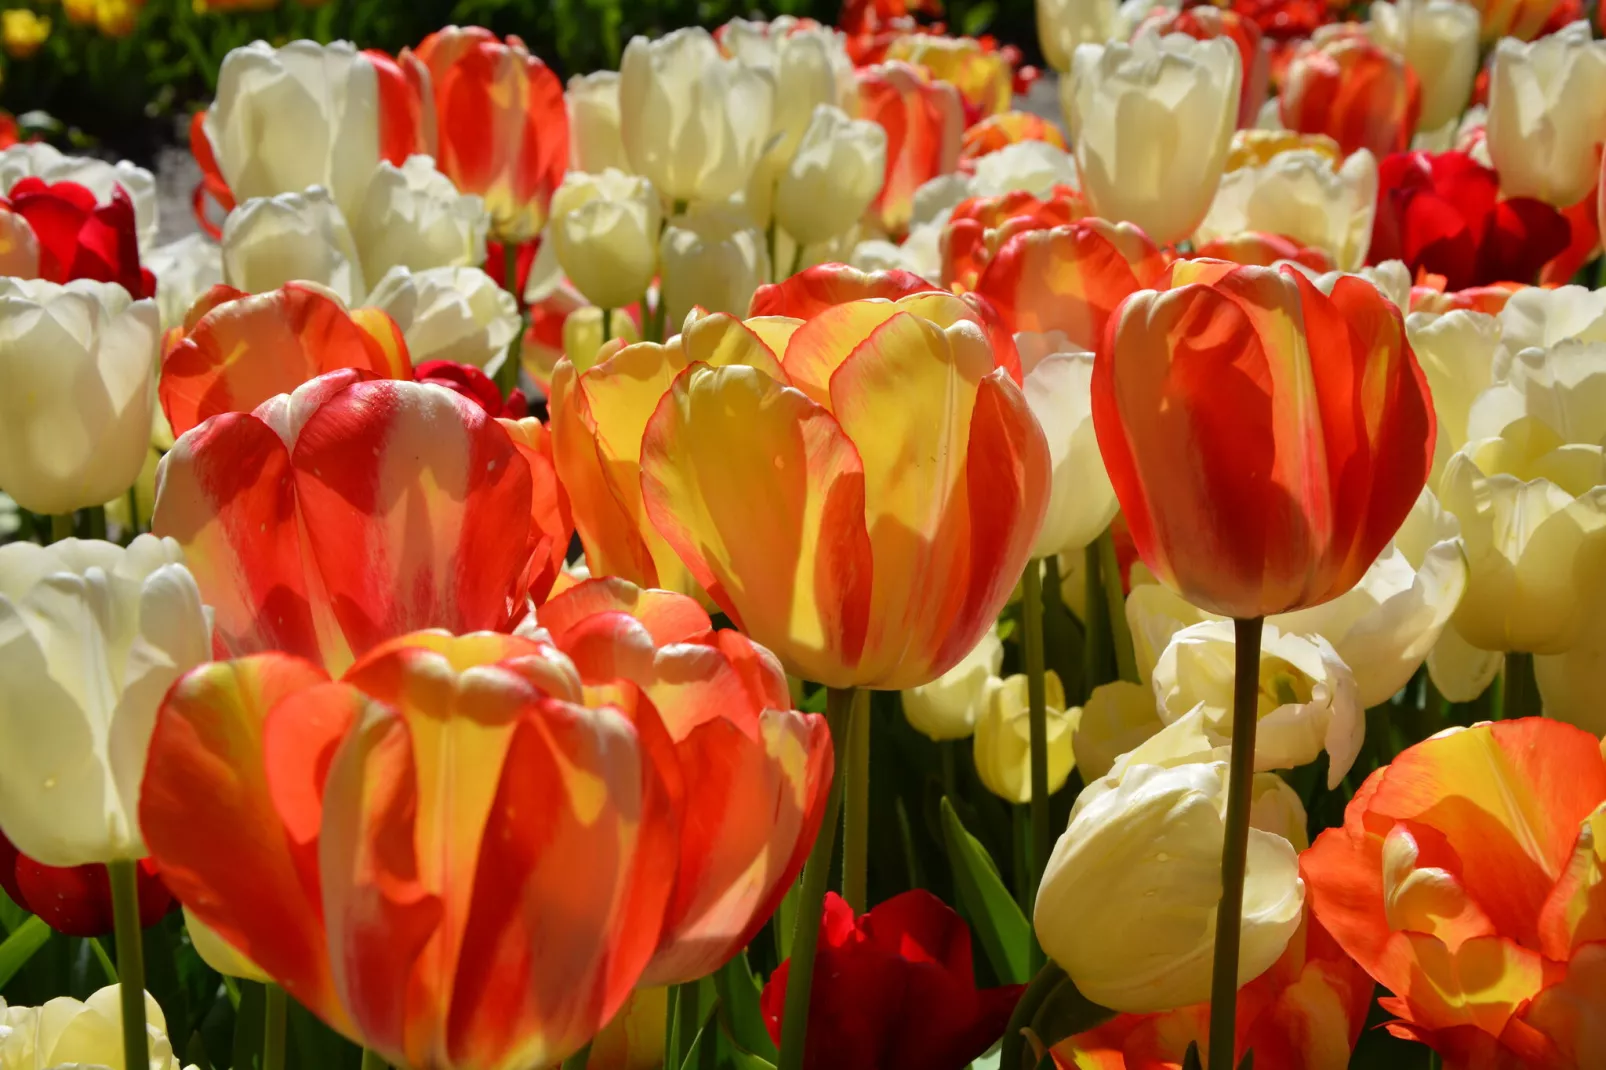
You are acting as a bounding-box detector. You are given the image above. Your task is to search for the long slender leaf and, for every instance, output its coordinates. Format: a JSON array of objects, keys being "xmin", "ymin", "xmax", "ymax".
[
  {"xmin": 713, "ymin": 951, "xmax": 777, "ymax": 1061},
  {"xmin": 941, "ymin": 797, "xmax": 1031, "ymax": 984},
  {"xmin": 0, "ymin": 915, "xmax": 51, "ymax": 989}
]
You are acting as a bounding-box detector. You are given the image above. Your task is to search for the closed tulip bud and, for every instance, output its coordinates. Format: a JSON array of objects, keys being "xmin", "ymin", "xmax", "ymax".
[
  {"xmin": 0, "ymin": 279, "xmax": 160, "ymax": 515},
  {"xmin": 567, "ymin": 71, "xmax": 628, "ymax": 174},
  {"xmin": 720, "ymin": 17, "xmax": 856, "ymax": 162},
  {"xmin": 562, "ymin": 304, "xmax": 643, "ymax": 374},
  {"xmin": 1487, "ymin": 22, "xmax": 1606, "ymax": 209},
  {"xmin": 221, "ymin": 187, "xmax": 366, "ymax": 305},
  {"xmin": 1065, "ymin": 30, "xmax": 1241, "ymax": 247},
  {"xmin": 1019, "ymin": 337, "xmax": 1119, "ymax": 557},
  {"xmin": 0, "ymin": 985, "xmax": 192, "ymax": 1069},
  {"xmin": 775, "ymin": 105, "xmax": 887, "ymax": 248},
  {"xmin": 365, "ymin": 265, "xmax": 519, "ymax": 371},
  {"xmin": 658, "ymin": 203, "xmax": 771, "ymax": 325},
  {"xmin": 0, "ymin": 537, "xmax": 209, "ymax": 867},
  {"xmin": 1371, "ymin": 0, "xmax": 1480, "ymax": 133},
  {"xmin": 901, "ymin": 627, "xmax": 1004, "ymax": 742},
  {"xmin": 975, "ymin": 670, "xmax": 1076, "ymax": 804},
  {"xmin": 1280, "ymin": 33, "xmax": 1422, "ymax": 159},
  {"xmin": 1035, "ymin": 760, "xmax": 1305, "ymax": 1013},
  {"xmin": 1196, "ymin": 148, "xmax": 1378, "ymax": 272},
  {"xmin": 0, "ymin": 141, "xmax": 158, "ymax": 254},
  {"xmin": 1035, "ymin": 0, "xmax": 1120, "ymax": 73},
  {"xmin": 351, "ymin": 155, "xmax": 489, "ymax": 289},
  {"xmin": 620, "ymin": 28, "xmax": 776, "ymax": 207},
  {"xmin": 1071, "ymin": 680, "xmax": 1165, "ymax": 782},
  {"xmin": 551, "ymin": 169, "xmax": 662, "ymax": 311},
  {"xmin": 145, "ymin": 234, "xmax": 223, "ymax": 331}
]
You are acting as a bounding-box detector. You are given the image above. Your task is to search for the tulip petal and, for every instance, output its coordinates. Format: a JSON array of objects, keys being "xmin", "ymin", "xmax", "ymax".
[
  {"xmin": 539, "ymin": 577, "xmax": 713, "ymax": 648},
  {"xmin": 781, "ymin": 300, "xmax": 905, "ymax": 410}
]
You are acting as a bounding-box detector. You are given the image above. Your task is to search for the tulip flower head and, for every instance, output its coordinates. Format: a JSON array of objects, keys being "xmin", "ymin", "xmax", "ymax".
[
  {"xmin": 0, "ymin": 833, "xmax": 173, "ymax": 937},
  {"xmin": 1370, "ymin": 0, "xmax": 1481, "ymax": 134},
  {"xmin": 364, "ymin": 264, "xmax": 522, "ymax": 372},
  {"xmin": 1197, "ymin": 148, "xmax": 1379, "ymax": 273},
  {"xmin": 857, "ymin": 60, "xmax": 964, "ymax": 239},
  {"xmin": 3, "ymin": 177, "xmax": 155, "ymax": 297},
  {"xmin": 1280, "ymin": 32, "xmax": 1422, "ymax": 159},
  {"xmin": 1486, "ymin": 21, "xmax": 1606, "ymax": 210}
]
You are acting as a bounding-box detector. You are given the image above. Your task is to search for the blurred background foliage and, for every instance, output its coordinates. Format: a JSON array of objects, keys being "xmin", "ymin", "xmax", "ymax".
[{"xmin": 0, "ymin": 0, "xmax": 1041, "ymax": 163}]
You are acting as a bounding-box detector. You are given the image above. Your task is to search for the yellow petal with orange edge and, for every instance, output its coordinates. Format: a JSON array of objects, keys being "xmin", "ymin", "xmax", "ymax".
[
  {"xmin": 780, "ymin": 300, "xmax": 904, "ymax": 410},
  {"xmin": 1382, "ymin": 932, "xmax": 1546, "ymax": 1037}
]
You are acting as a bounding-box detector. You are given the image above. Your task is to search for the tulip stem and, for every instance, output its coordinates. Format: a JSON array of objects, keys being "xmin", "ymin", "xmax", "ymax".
[
  {"xmin": 1081, "ymin": 542, "xmax": 1110, "ymax": 700},
  {"xmin": 560, "ymin": 1041, "xmax": 593, "ymax": 1070},
  {"xmin": 263, "ymin": 983, "xmax": 287, "ymax": 1070},
  {"xmin": 1022, "ymin": 558, "xmax": 1051, "ymax": 943},
  {"xmin": 360, "ymin": 1050, "xmax": 388, "ymax": 1070},
  {"xmin": 1499, "ymin": 653, "xmax": 1539, "ymax": 720},
  {"xmin": 842, "ymin": 688, "xmax": 872, "ymax": 914},
  {"xmin": 601, "ymin": 307, "xmax": 613, "ymax": 344},
  {"xmin": 1207, "ymin": 616, "xmax": 1265, "ymax": 1070},
  {"xmin": 107, "ymin": 859, "xmax": 147, "ymax": 1070},
  {"xmin": 50, "ymin": 513, "xmax": 74, "ymax": 544},
  {"xmin": 1097, "ymin": 532, "xmax": 1138, "ymax": 684},
  {"xmin": 788, "ymin": 243, "xmax": 805, "ymax": 279},
  {"xmin": 777, "ymin": 686, "xmax": 855, "ymax": 1070}
]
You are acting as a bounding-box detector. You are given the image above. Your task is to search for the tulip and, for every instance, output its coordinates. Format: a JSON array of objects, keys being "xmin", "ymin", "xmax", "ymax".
[
  {"xmin": 140, "ymin": 631, "xmax": 682, "ymax": 1069},
  {"xmin": 1468, "ymin": 0, "xmax": 1568, "ymax": 42},
  {"xmin": 1035, "ymin": 759, "xmax": 1306, "ymax": 1013},
  {"xmin": 1094, "ymin": 260, "xmax": 1435, "ymax": 620},
  {"xmin": 0, "ymin": 142, "xmax": 158, "ymax": 254},
  {"xmin": 414, "ymin": 27, "xmax": 568, "ymax": 245},
  {"xmin": 159, "ymin": 282, "xmax": 411, "ymax": 438},
  {"xmin": 0, "ymin": 279, "xmax": 160, "ymax": 516},
  {"xmin": 0, "ymin": 985, "xmax": 197, "ymax": 1070},
  {"xmin": 1070, "ymin": 680, "xmax": 1165, "ymax": 782},
  {"xmin": 1064, "ymin": 30, "xmax": 1241, "ymax": 248},
  {"xmin": 0, "ymin": 833, "xmax": 173, "ymax": 938},
  {"xmin": 566, "ymin": 71, "xmax": 628, "ymax": 174},
  {"xmin": 1407, "ymin": 308, "xmax": 1500, "ymax": 474},
  {"xmin": 1195, "ymin": 232, "xmax": 1338, "ymax": 273},
  {"xmin": 4, "ymin": 178, "xmax": 155, "ymax": 297},
  {"xmin": 857, "ymin": 61, "xmax": 963, "ymax": 239},
  {"xmin": 1133, "ymin": 6, "xmax": 1269, "ymax": 131},
  {"xmin": 901, "ymin": 626, "xmax": 1004, "ymax": 742},
  {"xmin": 619, "ymin": 28, "xmax": 775, "ymax": 208},
  {"xmin": 658, "ymin": 202, "xmax": 771, "ymax": 325},
  {"xmin": 415, "ymin": 360, "xmax": 528, "ymax": 419},
  {"xmin": 1487, "ymin": 22, "xmax": 1606, "ymax": 210},
  {"xmin": 200, "ymin": 40, "xmax": 435, "ymax": 222},
  {"xmin": 974, "ymin": 670, "xmax": 1075, "ymax": 804},
  {"xmin": 1280, "ymin": 34, "xmax": 1421, "ymax": 159},
  {"xmin": 774, "ymin": 105, "xmax": 888, "ymax": 249},
  {"xmin": 221, "ymin": 187, "xmax": 366, "ymax": 305},
  {"xmin": 1019, "ymin": 337, "xmax": 1119, "ymax": 557},
  {"xmin": 152, "ymin": 372, "xmax": 571, "ymax": 673},
  {"xmin": 885, "ymin": 34, "xmax": 1012, "ymax": 121},
  {"xmin": 1035, "ymin": 0, "xmax": 1119, "ymax": 73},
  {"xmin": 1, "ymin": 9, "xmax": 49, "ymax": 59},
  {"xmin": 0, "ymin": 537, "xmax": 208, "ymax": 868},
  {"xmin": 0, "ymin": 200, "xmax": 39, "ymax": 279},
  {"xmin": 561, "ymin": 305, "xmax": 642, "ymax": 374},
  {"xmin": 761, "ymin": 891, "xmax": 1024, "ymax": 1070},
  {"xmin": 1197, "ymin": 149, "xmax": 1378, "ymax": 272},
  {"xmin": 145, "ymin": 234, "xmax": 223, "ymax": 331},
  {"xmin": 719, "ymin": 17, "xmax": 856, "ymax": 163},
  {"xmin": 1303, "ymin": 718, "xmax": 1606, "ymax": 1067},
  {"xmin": 365, "ymin": 265, "xmax": 520, "ymax": 372},
  {"xmin": 938, "ymin": 185, "xmax": 1085, "ymax": 293},
  {"xmin": 1370, "ymin": 0, "xmax": 1480, "ymax": 133},
  {"xmin": 1368, "ymin": 151, "xmax": 1571, "ymax": 292},
  {"xmin": 958, "ymin": 112, "xmax": 1068, "ymax": 169},
  {"xmin": 1535, "ymin": 583, "xmax": 1606, "ymax": 733},
  {"xmin": 974, "ymin": 220, "xmax": 1167, "ymax": 351},
  {"xmin": 549, "ymin": 169, "xmax": 662, "ymax": 312},
  {"xmin": 534, "ymin": 577, "xmax": 833, "ymax": 984},
  {"xmin": 350, "ymin": 154, "xmax": 489, "ymax": 288}
]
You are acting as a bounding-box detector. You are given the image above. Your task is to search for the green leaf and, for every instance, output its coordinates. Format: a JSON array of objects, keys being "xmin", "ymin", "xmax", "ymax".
[
  {"xmin": 941, "ymin": 797, "xmax": 1031, "ymax": 984},
  {"xmin": 714, "ymin": 951, "xmax": 777, "ymax": 1061},
  {"xmin": 1028, "ymin": 974, "xmax": 1117, "ymax": 1051},
  {"xmin": 233, "ymin": 981, "xmax": 265, "ymax": 1070},
  {"xmin": 960, "ymin": 2, "xmax": 998, "ymax": 37},
  {"xmin": 1182, "ymin": 1041, "xmax": 1204, "ymax": 1070},
  {"xmin": 0, "ymin": 915, "xmax": 51, "ymax": 989}
]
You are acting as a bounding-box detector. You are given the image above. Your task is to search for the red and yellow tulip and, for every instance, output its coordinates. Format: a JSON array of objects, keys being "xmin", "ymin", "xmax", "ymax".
[
  {"xmin": 856, "ymin": 61, "xmax": 963, "ymax": 240},
  {"xmin": 938, "ymin": 186, "xmax": 1087, "ymax": 294},
  {"xmin": 1280, "ymin": 33, "xmax": 1422, "ymax": 159}
]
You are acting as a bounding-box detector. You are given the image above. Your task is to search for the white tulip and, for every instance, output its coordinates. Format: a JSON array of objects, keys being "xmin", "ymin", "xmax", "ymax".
[
  {"xmin": 0, "ymin": 537, "xmax": 209, "ymax": 866},
  {"xmin": 1071, "ymin": 680, "xmax": 1166, "ymax": 781},
  {"xmin": 365, "ymin": 265, "xmax": 520, "ymax": 372},
  {"xmin": 1036, "ymin": 0, "xmax": 1122, "ymax": 73},
  {"xmin": 221, "ymin": 187, "xmax": 366, "ymax": 305},
  {"xmin": 720, "ymin": 17, "xmax": 855, "ymax": 161},
  {"xmin": 1468, "ymin": 340, "xmax": 1606, "ymax": 447},
  {"xmin": 1535, "ymin": 593, "xmax": 1606, "ymax": 733},
  {"xmin": 902, "ymin": 626, "xmax": 1004, "ymax": 741},
  {"xmin": 0, "ymin": 279, "xmax": 160, "ymax": 516},
  {"xmin": 1406, "ymin": 309, "xmax": 1500, "ymax": 481},
  {"xmin": 351, "ymin": 155, "xmax": 489, "ymax": 289},
  {"xmin": 1018, "ymin": 336, "xmax": 1119, "ymax": 557},
  {"xmin": 0, "ymin": 984, "xmax": 193, "ymax": 1070},
  {"xmin": 567, "ymin": 71, "xmax": 629, "ymax": 174},
  {"xmin": 1486, "ymin": 22, "xmax": 1606, "ymax": 207},
  {"xmin": 1197, "ymin": 149, "xmax": 1378, "ymax": 271},
  {"xmin": 658, "ymin": 201, "xmax": 770, "ymax": 325},
  {"xmin": 974, "ymin": 671, "xmax": 1077, "ymax": 804},
  {"xmin": 144, "ymin": 234, "xmax": 224, "ymax": 332},
  {"xmin": 1370, "ymin": 0, "xmax": 1480, "ymax": 133},
  {"xmin": 0, "ymin": 142, "xmax": 159, "ymax": 254},
  {"xmin": 1497, "ymin": 284, "xmax": 1606, "ymax": 359},
  {"xmin": 549, "ymin": 169, "xmax": 663, "ymax": 311},
  {"xmin": 775, "ymin": 105, "xmax": 887, "ymax": 248}
]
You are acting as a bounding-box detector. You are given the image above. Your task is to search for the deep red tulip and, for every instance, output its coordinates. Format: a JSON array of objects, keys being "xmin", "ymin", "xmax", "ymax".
[
  {"xmin": 5, "ymin": 178, "xmax": 153, "ymax": 298},
  {"xmin": 0, "ymin": 833, "xmax": 173, "ymax": 938},
  {"xmin": 761, "ymin": 891, "xmax": 1024, "ymax": 1070},
  {"xmin": 1368, "ymin": 150, "xmax": 1571, "ymax": 292}
]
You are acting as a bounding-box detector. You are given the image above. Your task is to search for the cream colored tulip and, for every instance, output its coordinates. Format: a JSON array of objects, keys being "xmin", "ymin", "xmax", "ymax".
[
  {"xmin": 550, "ymin": 169, "xmax": 663, "ymax": 311},
  {"xmin": 0, "ymin": 279, "xmax": 160, "ymax": 516},
  {"xmin": 1071, "ymin": 680, "xmax": 1166, "ymax": 781},
  {"xmin": 1407, "ymin": 309, "xmax": 1500, "ymax": 481},
  {"xmin": 1065, "ymin": 29, "xmax": 1240, "ymax": 246},
  {"xmin": 0, "ymin": 142, "xmax": 159, "ymax": 254},
  {"xmin": 1440, "ymin": 417, "xmax": 1606, "ymax": 654},
  {"xmin": 1289, "ymin": 259, "xmax": 1414, "ymax": 318},
  {"xmin": 0, "ymin": 985, "xmax": 192, "ymax": 1069},
  {"xmin": 775, "ymin": 105, "xmax": 887, "ymax": 248},
  {"xmin": 971, "ymin": 140, "xmax": 1082, "ymax": 200},
  {"xmin": 1035, "ymin": 759, "xmax": 1304, "ymax": 1013},
  {"xmin": 1487, "ymin": 22, "xmax": 1606, "ymax": 207},
  {"xmin": 1468, "ymin": 340, "xmax": 1606, "ymax": 447},
  {"xmin": 658, "ymin": 201, "xmax": 770, "ymax": 325},
  {"xmin": 902, "ymin": 626, "xmax": 1004, "ymax": 741},
  {"xmin": 144, "ymin": 234, "xmax": 223, "ymax": 332},
  {"xmin": 221, "ymin": 187, "xmax": 366, "ymax": 305},
  {"xmin": 720, "ymin": 17, "xmax": 855, "ymax": 161},
  {"xmin": 619, "ymin": 27, "xmax": 776, "ymax": 206},
  {"xmin": 1535, "ymin": 592, "xmax": 1606, "ymax": 733},
  {"xmin": 974, "ymin": 671, "xmax": 1077, "ymax": 804},
  {"xmin": 0, "ymin": 537, "xmax": 209, "ymax": 866},
  {"xmin": 365, "ymin": 265, "xmax": 520, "ymax": 372},
  {"xmin": 1019, "ymin": 335, "xmax": 1119, "ymax": 557},
  {"xmin": 1197, "ymin": 149, "xmax": 1378, "ymax": 271},
  {"xmin": 1497, "ymin": 285, "xmax": 1606, "ymax": 359},
  {"xmin": 1036, "ymin": 0, "xmax": 1121, "ymax": 73},
  {"xmin": 351, "ymin": 155, "xmax": 489, "ymax": 289},
  {"xmin": 567, "ymin": 71, "xmax": 629, "ymax": 174},
  {"xmin": 1427, "ymin": 620, "xmax": 1505, "ymax": 702},
  {"xmin": 1251, "ymin": 772, "xmax": 1310, "ymax": 852},
  {"xmin": 562, "ymin": 304, "xmax": 642, "ymax": 375},
  {"xmin": 1370, "ymin": 0, "xmax": 1480, "ymax": 132}
]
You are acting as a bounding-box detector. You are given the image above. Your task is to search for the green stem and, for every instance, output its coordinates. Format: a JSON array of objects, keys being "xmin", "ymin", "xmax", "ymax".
[
  {"xmin": 263, "ymin": 983, "xmax": 287, "ymax": 1070},
  {"xmin": 766, "ymin": 219, "xmax": 779, "ymax": 283},
  {"xmin": 1499, "ymin": 652, "xmax": 1539, "ymax": 720},
  {"xmin": 601, "ymin": 307, "xmax": 613, "ymax": 344},
  {"xmin": 495, "ymin": 243, "xmax": 523, "ymax": 399},
  {"xmin": 788, "ymin": 241, "xmax": 806, "ymax": 279},
  {"xmin": 999, "ymin": 961, "xmax": 1069, "ymax": 1070},
  {"xmin": 89, "ymin": 937, "xmax": 119, "ymax": 984},
  {"xmin": 776, "ymin": 686, "xmax": 855, "ymax": 1070},
  {"xmin": 842, "ymin": 689, "xmax": 871, "ymax": 914},
  {"xmin": 560, "ymin": 1041, "xmax": 593, "ymax": 1070},
  {"xmin": 107, "ymin": 860, "xmax": 147, "ymax": 1070},
  {"xmin": 940, "ymin": 739, "xmax": 957, "ymax": 799},
  {"xmin": 1021, "ymin": 559, "xmax": 1050, "ymax": 947},
  {"xmin": 123, "ymin": 486, "xmax": 140, "ymax": 541},
  {"xmin": 1207, "ymin": 617, "xmax": 1264, "ymax": 1070},
  {"xmin": 1080, "ymin": 542, "xmax": 1108, "ymax": 701},
  {"xmin": 1012, "ymin": 804, "xmax": 1032, "ymax": 914},
  {"xmin": 50, "ymin": 513, "xmax": 74, "ymax": 544},
  {"xmin": 360, "ymin": 1050, "xmax": 388, "ymax": 1070},
  {"xmin": 1097, "ymin": 532, "xmax": 1138, "ymax": 684},
  {"xmin": 85, "ymin": 504, "xmax": 107, "ymax": 541}
]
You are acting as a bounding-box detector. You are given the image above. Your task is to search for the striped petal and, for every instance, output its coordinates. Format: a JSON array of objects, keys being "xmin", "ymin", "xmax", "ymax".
[{"xmin": 498, "ymin": 417, "xmax": 574, "ymax": 605}]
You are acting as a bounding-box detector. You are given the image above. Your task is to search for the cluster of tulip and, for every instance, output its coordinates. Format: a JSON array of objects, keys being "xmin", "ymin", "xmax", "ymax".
[{"xmin": 2, "ymin": 0, "xmax": 1606, "ymax": 1068}]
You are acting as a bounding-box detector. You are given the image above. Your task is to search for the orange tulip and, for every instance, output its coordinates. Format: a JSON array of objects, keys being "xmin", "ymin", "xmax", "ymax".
[
  {"xmin": 413, "ymin": 27, "xmax": 568, "ymax": 246},
  {"xmin": 973, "ymin": 220, "xmax": 1168, "ymax": 350},
  {"xmin": 857, "ymin": 61, "xmax": 964, "ymax": 239},
  {"xmin": 1280, "ymin": 34, "xmax": 1421, "ymax": 158},
  {"xmin": 1473, "ymin": 0, "xmax": 1567, "ymax": 41},
  {"xmin": 957, "ymin": 112, "xmax": 1068, "ymax": 170},
  {"xmin": 1133, "ymin": 6, "xmax": 1268, "ymax": 131},
  {"xmin": 1409, "ymin": 279, "xmax": 1523, "ymax": 316},
  {"xmin": 1091, "ymin": 260, "xmax": 1435, "ymax": 619},
  {"xmin": 939, "ymin": 186, "xmax": 1087, "ymax": 293},
  {"xmin": 1303, "ymin": 719, "xmax": 1606, "ymax": 1069},
  {"xmin": 153, "ymin": 371, "xmax": 571, "ymax": 673},
  {"xmin": 884, "ymin": 33, "xmax": 1013, "ymax": 123},
  {"xmin": 634, "ymin": 302, "xmax": 1050, "ymax": 689},
  {"xmin": 158, "ymin": 283, "xmax": 411, "ymax": 438},
  {"xmin": 1192, "ymin": 231, "xmax": 1337, "ymax": 274},
  {"xmin": 139, "ymin": 631, "xmax": 681, "ymax": 1069},
  {"xmin": 536, "ymin": 577, "xmax": 833, "ymax": 984}
]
